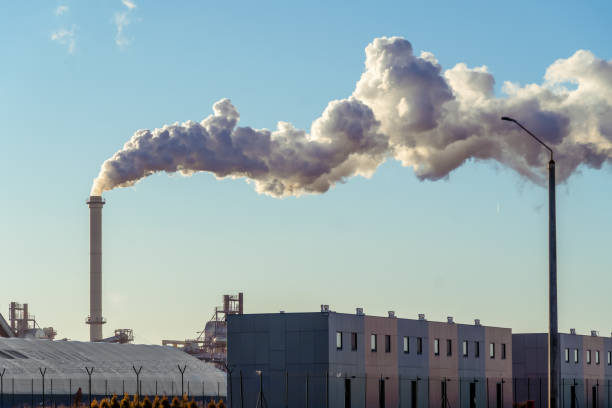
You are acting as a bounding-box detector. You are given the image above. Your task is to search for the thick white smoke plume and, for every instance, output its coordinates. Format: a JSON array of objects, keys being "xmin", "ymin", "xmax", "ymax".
[{"xmin": 91, "ymin": 37, "xmax": 612, "ymax": 197}]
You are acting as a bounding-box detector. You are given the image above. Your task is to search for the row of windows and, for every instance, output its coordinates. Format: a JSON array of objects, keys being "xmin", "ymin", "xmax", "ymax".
[
  {"xmin": 564, "ymin": 348, "xmax": 612, "ymax": 365},
  {"xmin": 434, "ymin": 339, "xmax": 506, "ymax": 360},
  {"xmin": 335, "ymin": 332, "xmax": 506, "ymax": 359}
]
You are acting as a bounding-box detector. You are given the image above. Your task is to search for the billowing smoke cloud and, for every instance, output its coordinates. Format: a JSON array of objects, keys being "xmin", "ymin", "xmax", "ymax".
[{"xmin": 91, "ymin": 37, "xmax": 612, "ymax": 197}]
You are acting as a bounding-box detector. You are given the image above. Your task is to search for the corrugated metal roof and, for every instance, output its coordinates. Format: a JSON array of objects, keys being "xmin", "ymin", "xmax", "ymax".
[{"xmin": 0, "ymin": 338, "xmax": 226, "ymax": 396}]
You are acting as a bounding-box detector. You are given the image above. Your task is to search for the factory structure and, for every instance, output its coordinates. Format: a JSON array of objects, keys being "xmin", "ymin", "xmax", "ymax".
[
  {"xmin": 163, "ymin": 293, "xmax": 243, "ymax": 367},
  {"xmin": 0, "ymin": 302, "xmax": 56, "ymax": 340}
]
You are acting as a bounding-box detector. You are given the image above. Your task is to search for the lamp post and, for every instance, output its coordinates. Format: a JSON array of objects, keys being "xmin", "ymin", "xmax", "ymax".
[{"xmin": 501, "ymin": 116, "xmax": 558, "ymax": 408}]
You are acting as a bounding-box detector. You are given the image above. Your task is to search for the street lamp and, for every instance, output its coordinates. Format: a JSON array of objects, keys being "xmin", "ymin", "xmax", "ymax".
[{"xmin": 501, "ymin": 116, "xmax": 558, "ymax": 408}]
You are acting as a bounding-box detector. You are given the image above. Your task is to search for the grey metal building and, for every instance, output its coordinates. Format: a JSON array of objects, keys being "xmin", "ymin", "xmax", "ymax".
[
  {"xmin": 513, "ymin": 331, "xmax": 612, "ymax": 408},
  {"xmin": 227, "ymin": 308, "xmax": 513, "ymax": 408}
]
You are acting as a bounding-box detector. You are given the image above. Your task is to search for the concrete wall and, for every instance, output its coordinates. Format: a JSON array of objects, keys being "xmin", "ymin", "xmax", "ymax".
[
  {"xmin": 227, "ymin": 313, "xmax": 329, "ymax": 408},
  {"xmin": 484, "ymin": 326, "xmax": 513, "ymax": 408},
  {"xmin": 457, "ymin": 324, "xmax": 486, "ymax": 408},
  {"xmin": 228, "ymin": 312, "xmax": 513, "ymax": 408},
  {"xmin": 514, "ymin": 332, "xmax": 612, "ymax": 408},
  {"xmin": 428, "ymin": 321, "xmax": 459, "ymax": 408},
  {"xmin": 398, "ymin": 318, "xmax": 429, "ymax": 408},
  {"xmin": 328, "ymin": 312, "xmax": 366, "ymax": 408},
  {"xmin": 364, "ymin": 316, "xmax": 399, "ymax": 408}
]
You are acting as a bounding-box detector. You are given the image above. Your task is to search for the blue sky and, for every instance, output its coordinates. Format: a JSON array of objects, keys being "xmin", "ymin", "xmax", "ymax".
[{"xmin": 0, "ymin": 1, "xmax": 611, "ymax": 343}]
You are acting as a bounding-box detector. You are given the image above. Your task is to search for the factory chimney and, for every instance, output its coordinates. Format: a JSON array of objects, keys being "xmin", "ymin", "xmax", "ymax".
[{"xmin": 86, "ymin": 195, "xmax": 106, "ymax": 342}]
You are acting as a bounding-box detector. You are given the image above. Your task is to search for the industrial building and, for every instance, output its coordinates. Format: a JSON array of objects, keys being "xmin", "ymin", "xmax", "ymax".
[
  {"xmin": 227, "ymin": 307, "xmax": 513, "ymax": 408},
  {"xmin": 0, "ymin": 337, "xmax": 226, "ymax": 406},
  {"xmin": 163, "ymin": 293, "xmax": 244, "ymax": 366},
  {"xmin": 513, "ymin": 331, "xmax": 612, "ymax": 408}
]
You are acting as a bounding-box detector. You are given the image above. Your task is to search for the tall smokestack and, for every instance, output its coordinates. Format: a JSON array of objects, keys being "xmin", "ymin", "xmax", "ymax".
[{"xmin": 86, "ymin": 195, "xmax": 106, "ymax": 342}]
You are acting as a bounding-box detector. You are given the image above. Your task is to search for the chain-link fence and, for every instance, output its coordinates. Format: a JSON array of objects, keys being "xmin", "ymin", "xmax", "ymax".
[
  {"xmin": 225, "ymin": 372, "xmax": 612, "ymax": 408},
  {"xmin": 0, "ymin": 376, "xmax": 225, "ymax": 408},
  {"xmin": 2, "ymin": 373, "xmax": 611, "ymax": 408}
]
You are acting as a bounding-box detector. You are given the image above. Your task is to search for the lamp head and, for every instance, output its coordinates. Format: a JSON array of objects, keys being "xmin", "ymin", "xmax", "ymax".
[{"xmin": 501, "ymin": 116, "xmax": 515, "ymax": 122}]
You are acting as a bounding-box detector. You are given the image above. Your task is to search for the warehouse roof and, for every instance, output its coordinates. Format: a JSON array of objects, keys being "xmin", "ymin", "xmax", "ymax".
[{"xmin": 0, "ymin": 338, "xmax": 226, "ymax": 395}]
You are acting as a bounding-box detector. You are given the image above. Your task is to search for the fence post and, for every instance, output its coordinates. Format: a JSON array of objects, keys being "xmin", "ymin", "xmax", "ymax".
[
  {"xmin": 239, "ymin": 371, "xmax": 244, "ymax": 408},
  {"xmin": 40, "ymin": 367, "xmax": 47, "ymax": 408},
  {"xmin": 31, "ymin": 377, "xmax": 34, "ymax": 408},
  {"xmin": 69, "ymin": 378, "xmax": 72, "ymax": 407},
  {"xmin": 177, "ymin": 365, "xmax": 187, "ymax": 398},
  {"xmin": 227, "ymin": 369, "xmax": 233, "ymax": 408},
  {"xmin": 305, "ymin": 372, "xmax": 309, "ymax": 408},
  {"xmin": 459, "ymin": 377, "xmax": 461, "ymax": 408},
  {"xmin": 326, "ymin": 371, "xmax": 329, "ymax": 408},
  {"xmin": 486, "ymin": 377, "xmax": 489, "ymax": 408},
  {"xmin": 132, "ymin": 365, "xmax": 143, "ymax": 397},
  {"xmin": 0, "ymin": 368, "xmax": 5, "ymax": 408},
  {"xmin": 285, "ymin": 371, "xmax": 288, "ymax": 408},
  {"xmin": 366, "ymin": 373, "xmax": 369, "ymax": 408},
  {"xmin": 86, "ymin": 367, "xmax": 95, "ymax": 406},
  {"xmin": 539, "ymin": 377, "xmax": 542, "ymax": 408}
]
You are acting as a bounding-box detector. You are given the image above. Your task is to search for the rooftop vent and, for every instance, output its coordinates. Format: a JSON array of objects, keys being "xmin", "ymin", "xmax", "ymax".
[
  {"xmin": 591, "ymin": 330, "xmax": 598, "ymax": 337},
  {"xmin": 321, "ymin": 305, "xmax": 329, "ymax": 313},
  {"xmin": 418, "ymin": 313, "xmax": 426, "ymax": 321},
  {"xmin": 570, "ymin": 328, "xmax": 576, "ymax": 335},
  {"xmin": 388, "ymin": 311, "xmax": 396, "ymax": 318},
  {"xmin": 447, "ymin": 316, "xmax": 454, "ymax": 324},
  {"xmin": 356, "ymin": 308, "xmax": 364, "ymax": 316},
  {"xmin": 474, "ymin": 319, "xmax": 481, "ymax": 326}
]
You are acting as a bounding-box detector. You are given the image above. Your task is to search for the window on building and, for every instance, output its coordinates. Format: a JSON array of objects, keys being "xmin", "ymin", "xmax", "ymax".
[
  {"xmin": 565, "ymin": 348, "xmax": 570, "ymax": 363},
  {"xmin": 371, "ymin": 334, "xmax": 377, "ymax": 352},
  {"xmin": 447, "ymin": 339, "xmax": 452, "ymax": 356},
  {"xmin": 596, "ymin": 350, "xmax": 600, "ymax": 365},
  {"xmin": 385, "ymin": 335, "xmax": 391, "ymax": 353},
  {"xmin": 475, "ymin": 341, "xmax": 480, "ymax": 358},
  {"xmin": 403, "ymin": 336, "xmax": 409, "ymax": 354},
  {"xmin": 490, "ymin": 342, "xmax": 495, "ymax": 359},
  {"xmin": 608, "ymin": 351, "xmax": 611, "ymax": 365},
  {"xmin": 351, "ymin": 332, "xmax": 358, "ymax": 351},
  {"xmin": 587, "ymin": 350, "xmax": 592, "ymax": 364},
  {"xmin": 434, "ymin": 338, "xmax": 440, "ymax": 356},
  {"xmin": 336, "ymin": 331, "xmax": 343, "ymax": 350},
  {"xmin": 502, "ymin": 343, "xmax": 507, "ymax": 359},
  {"xmin": 417, "ymin": 337, "xmax": 423, "ymax": 355},
  {"xmin": 574, "ymin": 349, "xmax": 579, "ymax": 363},
  {"xmin": 463, "ymin": 340, "xmax": 468, "ymax": 357}
]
